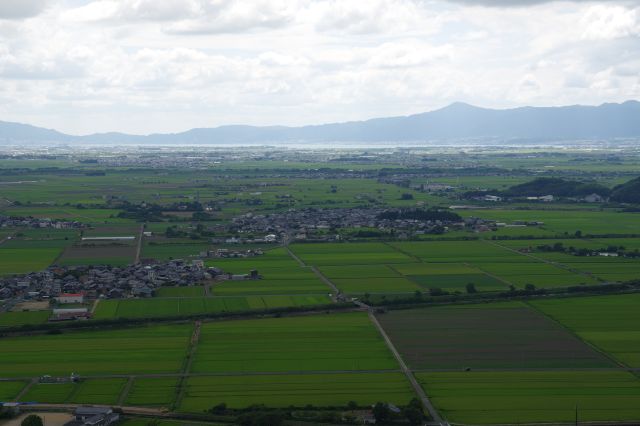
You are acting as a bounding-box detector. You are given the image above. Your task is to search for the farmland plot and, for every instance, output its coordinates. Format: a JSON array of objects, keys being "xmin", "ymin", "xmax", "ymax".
[
  {"xmin": 531, "ymin": 294, "xmax": 640, "ymax": 367},
  {"xmin": 377, "ymin": 303, "xmax": 612, "ymax": 369},
  {"xmin": 0, "ymin": 324, "xmax": 191, "ymax": 377},
  {"xmin": 418, "ymin": 370, "xmax": 640, "ymax": 424},
  {"xmin": 179, "ymin": 373, "xmax": 414, "ymax": 411},
  {"xmin": 191, "ymin": 312, "xmax": 398, "ymax": 373}
]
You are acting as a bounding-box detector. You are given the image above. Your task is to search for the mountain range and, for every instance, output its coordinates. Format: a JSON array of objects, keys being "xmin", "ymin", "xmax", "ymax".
[{"xmin": 1, "ymin": 101, "xmax": 639, "ymax": 145}]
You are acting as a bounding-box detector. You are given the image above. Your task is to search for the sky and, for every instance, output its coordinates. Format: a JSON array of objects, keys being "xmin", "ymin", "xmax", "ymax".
[{"xmin": 0, "ymin": 0, "xmax": 639, "ymax": 135}]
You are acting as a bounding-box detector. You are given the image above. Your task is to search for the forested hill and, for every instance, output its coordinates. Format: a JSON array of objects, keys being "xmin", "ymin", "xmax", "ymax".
[
  {"xmin": 503, "ymin": 178, "xmax": 611, "ymax": 197},
  {"xmin": 610, "ymin": 177, "xmax": 640, "ymax": 204}
]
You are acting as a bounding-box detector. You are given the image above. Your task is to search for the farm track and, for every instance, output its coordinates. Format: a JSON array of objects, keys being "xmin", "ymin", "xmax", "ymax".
[
  {"xmin": 0, "ymin": 233, "xmax": 15, "ymax": 246},
  {"xmin": 367, "ymin": 309, "xmax": 443, "ymax": 424},
  {"xmin": 310, "ymin": 266, "xmax": 341, "ymax": 301},
  {"xmin": 173, "ymin": 321, "xmax": 202, "ymax": 410},
  {"xmin": 134, "ymin": 224, "xmax": 144, "ymax": 263},
  {"xmin": 285, "ymin": 245, "xmax": 341, "ymax": 301},
  {"xmin": 13, "ymin": 378, "xmax": 36, "ymax": 402},
  {"xmin": 463, "ymin": 262, "xmax": 514, "ymax": 287},
  {"xmin": 523, "ymin": 301, "xmax": 627, "ymax": 369},
  {"xmin": 117, "ymin": 376, "xmax": 136, "ymax": 406},
  {"xmin": 485, "ymin": 239, "xmax": 604, "ymax": 283}
]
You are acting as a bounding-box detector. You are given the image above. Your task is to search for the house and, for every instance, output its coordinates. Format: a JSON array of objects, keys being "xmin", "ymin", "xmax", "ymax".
[
  {"xmin": 65, "ymin": 406, "xmax": 119, "ymax": 426},
  {"xmin": 584, "ymin": 193, "xmax": 606, "ymax": 203},
  {"xmin": 51, "ymin": 308, "xmax": 91, "ymax": 321},
  {"xmin": 56, "ymin": 293, "xmax": 84, "ymax": 304},
  {"xmin": 483, "ymin": 195, "xmax": 502, "ymax": 202}
]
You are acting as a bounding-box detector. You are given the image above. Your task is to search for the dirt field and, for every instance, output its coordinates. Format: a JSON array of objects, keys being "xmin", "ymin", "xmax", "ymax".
[
  {"xmin": 11, "ymin": 301, "xmax": 50, "ymax": 311},
  {"xmin": 377, "ymin": 302, "xmax": 614, "ymax": 370}
]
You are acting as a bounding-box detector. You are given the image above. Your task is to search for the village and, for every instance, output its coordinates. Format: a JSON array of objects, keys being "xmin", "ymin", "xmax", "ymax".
[
  {"xmin": 0, "ymin": 259, "xmax": 253, "ymax": 321},
  {"xmin": 0, "ymin": 215, "xmax": 85, "ymax": 230}
]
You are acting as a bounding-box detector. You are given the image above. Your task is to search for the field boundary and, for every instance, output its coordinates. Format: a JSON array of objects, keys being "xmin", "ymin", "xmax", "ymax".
[
  {"xmin": 117, "ymin": 376, "xmax": 135, "ymax": 406},
  {"xmin": 523, "ymin": 300, "xmax": 626, "ymax": 369},
  {"xmin": 368, "ymin": 309, "xmax": 443, "ymax": 424}
]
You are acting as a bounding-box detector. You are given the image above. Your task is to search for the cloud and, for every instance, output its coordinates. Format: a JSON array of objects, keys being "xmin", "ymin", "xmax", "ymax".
[
  {"xmin": 0, "ymin": 0, "xmax": 48, "ymax": 19},
  {"xmin": 447, "ymin": 0, "xmax": 640, "ymax": 7}
]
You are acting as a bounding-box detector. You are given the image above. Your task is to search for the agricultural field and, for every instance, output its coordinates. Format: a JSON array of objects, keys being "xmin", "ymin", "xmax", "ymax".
[
  {"xmin": 290, "ymin": 243, "xmax": 416, "ymax": 266},
  {"xmin": 191, "ymin": 313, "xmax": 398, "ymax": 373},
  {"xmin": 0, "ymin": 324, "xmax": 191, "ymax": 377},
  {"xmin": 0, "ymin": 247, "xmax": 63, "ymax": 275},
  {"xmin": 418, "ymin": 370, "xmax": 640, "ymax": 424},
  {"xmin": 93, "ymin": 294, "xmax": 330, "ymax": 319},
  {"xmin": 125, "ymin": 377, "xmax": 180, "ymax": 407},
  {"xmin": 142, "ymin": 241, "xmax": 209, "ymax": 261},
  {"xmin": 377, "ymin": 302, "xmax": 612, "ymax": 369},
  {"xmin": 0, "ymin": 310, "xmax": 51, "ymax": 328},
  {"xmin": 21, "ymin": 379, "xmax": 127, "ymax": 404},
  {"xmin": 156, "ymin": 286, "xmax": 205, "ymax": 297},
  {"xmin": 0, "ymin": 380, "xmax": 27, "ymax": 401},
  {"xmin": 179, "ymin": 373, "xmax": 414, "ymax": 411},
  {"xmin": 531, "ymin": 294, "xmax": 640, "ymax": 367}
]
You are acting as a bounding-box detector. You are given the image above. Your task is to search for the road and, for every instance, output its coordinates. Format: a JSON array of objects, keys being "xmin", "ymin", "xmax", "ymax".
[
  {"xmin": 366, "ymin": 308, "xmax": 444, "ymax": 424},
  {"xmin": 134, "ymin": 224, "xmax": 144, "ymax": 263}
]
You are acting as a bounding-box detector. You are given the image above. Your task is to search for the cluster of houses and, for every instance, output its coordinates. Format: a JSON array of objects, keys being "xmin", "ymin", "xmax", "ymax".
[
  {"xmin": 0, "ymin": 260, "xmax": 223, "ymax": 302},
  {"xmin": 228, "ymin": 207, "xmax": 467, "ymax": 240},
  {"xmin": 0, "ymin": 215, "xmax": 85, "ymax": 229}
]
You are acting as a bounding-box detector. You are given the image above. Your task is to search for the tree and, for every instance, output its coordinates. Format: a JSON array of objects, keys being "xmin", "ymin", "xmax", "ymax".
[
  {"xmin": 209, "ymin": 402, "xmax": 227, "ymax": 414},
  {"xmin": 400, "ymin": 193, "xmax": 414, "ymax": 200},
  {"xmin": 404, "ymin": 407, "xmax": 424, "ymax": 425},
  {"xmin": 525, "ymin": 283, "xmax": 536, "ymax": 291},
  {"xmin": 465, "ymin": 283, "xmax": 477, "ymax": 294},
  {"xmin": 21, "ymin": 415, "xmax": 43, "ymax": 426},
  {"xmin": 372, "ymin": 402, "xmax": 392, "ymax": 423},
  {"xmin": 347, "ymin": 400, "xmax": 358, "ymax": 410}
]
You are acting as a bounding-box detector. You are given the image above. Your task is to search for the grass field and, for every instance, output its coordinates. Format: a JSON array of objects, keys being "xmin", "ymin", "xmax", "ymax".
[
  {"xmin": 377, "ymin": 303, "xmax": 612, "ymax": 369},
  {"xmin": 0, "ymin": 324, "xmax": 191, "ymax": 377},
  {"xmin": 531, "ymin": 294, "xmax": 640, "ymax": 367},
  {"xmin": 418, "ymin": 370, "xmax": 640, "ymax": 424},
  {"xmin": 179, "ymin": 373, "xmax": 414, "ymax": 411},
  {"xmin": 191, "ymin": 312, "xmax": 398, "ymax": 373}
]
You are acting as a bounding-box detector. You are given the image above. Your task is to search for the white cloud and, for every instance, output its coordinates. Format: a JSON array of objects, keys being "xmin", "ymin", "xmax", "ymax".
[{"xmin": 0, "ymin": 0, "xmax": 638, "ymax": 134}]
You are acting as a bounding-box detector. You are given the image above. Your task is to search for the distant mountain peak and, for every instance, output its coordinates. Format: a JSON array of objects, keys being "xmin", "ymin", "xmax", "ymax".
[{"xmin": 1, "ymin": 100, "xmax": 639, "ymax": 145}]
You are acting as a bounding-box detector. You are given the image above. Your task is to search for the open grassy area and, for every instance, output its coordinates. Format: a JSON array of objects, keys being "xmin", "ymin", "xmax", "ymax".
[
  {"xmin": 378, "ymin": 303, "xmax": 612, "ymax": 369},
  {"xmin": 0, "ymin": 324, "xmax": 191, "ymax": 377},
  {"xmin": 191, "ymin": 312, "xmax": 397, "ymax": 373},
  {"xmin": 419, "ymin": 370, "xmax": 640, "ymax": 424},
  {"xmin": 531, "ymin": 294, "xmax": 640, "ymax": 367}
]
